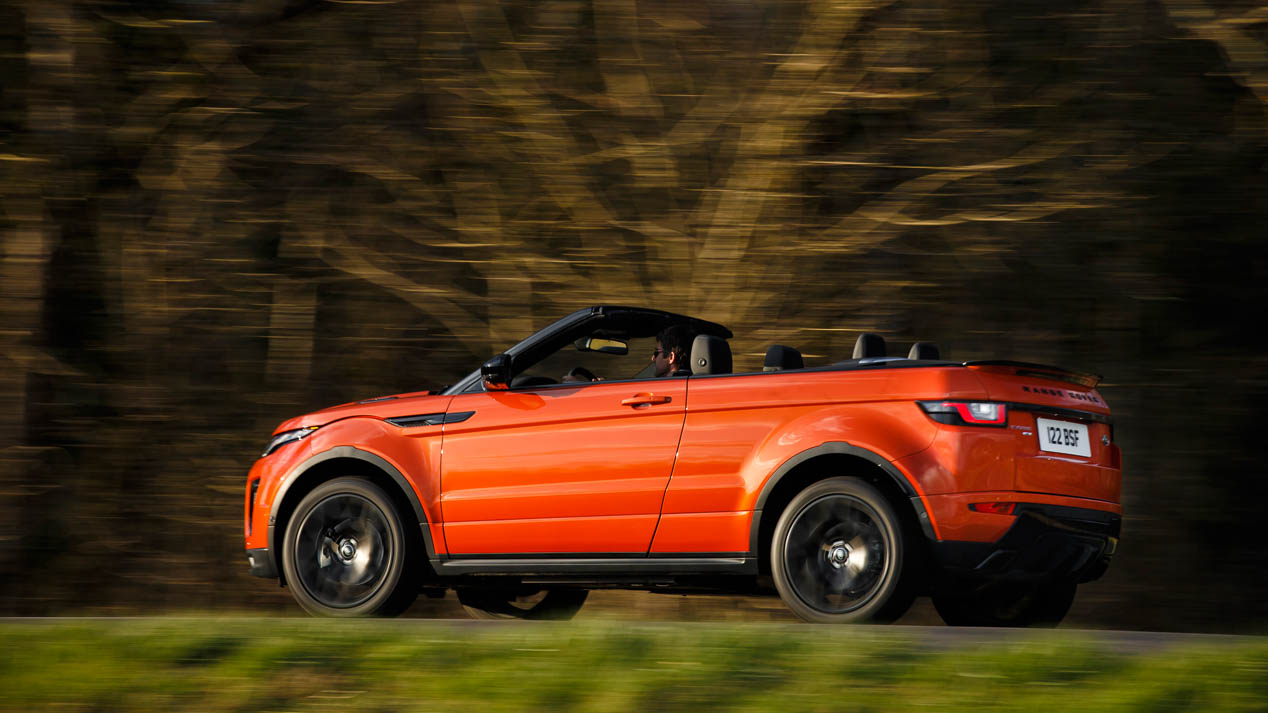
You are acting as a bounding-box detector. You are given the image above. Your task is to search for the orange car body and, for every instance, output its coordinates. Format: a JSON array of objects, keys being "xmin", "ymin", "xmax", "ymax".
[{"xmin": 244, "ymin": 306, "xmax": 1121, "ymax": 614}]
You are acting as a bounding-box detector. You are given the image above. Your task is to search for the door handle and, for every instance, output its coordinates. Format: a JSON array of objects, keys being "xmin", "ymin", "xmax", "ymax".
[{"xmin": 621, "ymin": 393, "xmax": 672, "ymax": 407}]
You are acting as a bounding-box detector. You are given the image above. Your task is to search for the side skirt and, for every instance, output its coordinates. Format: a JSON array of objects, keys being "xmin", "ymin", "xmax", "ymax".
[{"xmin": 430, "ymin": 553, "xmax": 757, "ymax": 576}]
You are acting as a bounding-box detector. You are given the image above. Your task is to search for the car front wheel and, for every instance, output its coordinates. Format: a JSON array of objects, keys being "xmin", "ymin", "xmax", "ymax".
[
  {"xmin": 282, "ymin": 477, "xmax": 419, "ymax": 617},
  {"xmin": 771, "ymin": 477, "xmax": 915, "ymax": 623}
]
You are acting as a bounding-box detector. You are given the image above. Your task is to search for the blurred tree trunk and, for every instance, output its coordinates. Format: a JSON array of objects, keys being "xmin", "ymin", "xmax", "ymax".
[
  {"xmin": 263, "ymin": 231, "xmax": 318, "ymax": 417},
  {"xmin": 0, "ymin": 1, "xmax": 73, "ymax": 612},
  {"xmin": 1, "ymin": 0, "xmax": 69, "ymax": 434},
  {"xmin": 1162, "ymin": 1, "xmax": 1268, "ymax": 114}
]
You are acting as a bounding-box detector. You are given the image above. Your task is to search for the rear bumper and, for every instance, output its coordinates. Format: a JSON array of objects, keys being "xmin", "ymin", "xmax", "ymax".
[
  {"xmin": 246, "ymin": 548, "xmax": 277, "ymax": 578},
  {"xmin": 930, "ymin": 504, "xmax": 1120, "ymax": 584}
]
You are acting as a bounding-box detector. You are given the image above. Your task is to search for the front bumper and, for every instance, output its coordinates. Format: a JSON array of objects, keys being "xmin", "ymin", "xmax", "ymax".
[
  {"xmin": 931, "ymin": 504, "xmax": 1120, "ymax": 584},
  {"xmin": 246, "ymin": 548, "xmax": 277, "ymax": 578}
]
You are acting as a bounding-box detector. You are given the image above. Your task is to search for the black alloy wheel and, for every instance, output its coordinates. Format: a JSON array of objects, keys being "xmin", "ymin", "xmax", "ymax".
[
  {"xmin": 282, "ymin": 477, "xmax": 419, "ymax": 617},
  {"xmin": 771, "ymin": 477, "xmax": 915, "ymax": 623},
  {"xmin": 932, "ymin": 580, "xmax": 1077, "ymax": 627},
  {"xmin": 457, "ymin": 588, "xmax": 589, "ymax": 620}
]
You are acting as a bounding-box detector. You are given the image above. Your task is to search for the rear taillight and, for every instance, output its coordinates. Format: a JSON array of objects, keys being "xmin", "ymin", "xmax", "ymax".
[
  {"xmin": 917, "ymin": 401, "xmax": 1008, "ymax": 427},
  {"xmin": 970, "ymin": 502, "xmax": 1017, "ymax": 515}
]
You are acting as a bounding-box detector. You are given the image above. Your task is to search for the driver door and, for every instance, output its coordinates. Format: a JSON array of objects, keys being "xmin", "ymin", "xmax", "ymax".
[{"xmin": 439, "ymin": 378, "xmax": 687, "ymax": 555}]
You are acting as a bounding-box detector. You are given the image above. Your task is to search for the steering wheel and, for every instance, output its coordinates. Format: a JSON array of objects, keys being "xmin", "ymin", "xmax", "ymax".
[{"xmin": 565, "ymin": 366, "xmax": 599, "ymax": 382}]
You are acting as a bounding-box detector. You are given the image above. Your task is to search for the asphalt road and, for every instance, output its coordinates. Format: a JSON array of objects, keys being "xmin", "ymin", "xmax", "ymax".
[{"xmin": 2, "ymin": 587, "xmax": 1259, "ymax": 648}]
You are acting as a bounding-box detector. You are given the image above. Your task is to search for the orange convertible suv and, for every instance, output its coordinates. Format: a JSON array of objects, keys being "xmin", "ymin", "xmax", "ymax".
[{"xmin": 244, "ymin": 306, "xmax": 1121, "ymax": 625}]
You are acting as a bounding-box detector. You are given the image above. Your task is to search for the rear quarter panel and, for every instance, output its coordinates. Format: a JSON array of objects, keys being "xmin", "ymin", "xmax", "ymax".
[
  {"xmin": 651, "ymin": 366, "xmax": 986, "ymax": 553},
  {"xmin": 894, "ymin": 367, "xmax": 1122, "ymax": 541}
]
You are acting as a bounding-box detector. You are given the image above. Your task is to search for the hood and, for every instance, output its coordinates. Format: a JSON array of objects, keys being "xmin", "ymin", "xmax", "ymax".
[{"xmin": 272, "ymin": 390, "xmax": 455, "ymax": 434}]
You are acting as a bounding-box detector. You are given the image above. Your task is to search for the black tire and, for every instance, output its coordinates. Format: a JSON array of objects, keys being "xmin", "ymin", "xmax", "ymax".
[
  {"xmin": 282, "ymin": 477, "xmax": 420, "ymax": 617},
  {"xmin": 457, "ymin": 588, "xmax": 588, "ymax": 620},
  {"xmin": 932, "ymin": 580, "xmax": 1076, "ymax": 627},
  {"xmin": 770, "ymin": 477, "xmax": 916, "ymax": 623}
]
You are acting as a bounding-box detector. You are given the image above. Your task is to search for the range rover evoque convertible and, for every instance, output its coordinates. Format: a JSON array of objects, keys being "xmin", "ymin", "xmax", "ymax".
[{"xmin": 244, "ymin": 306, "xmax": 1122, "ymax": 625}]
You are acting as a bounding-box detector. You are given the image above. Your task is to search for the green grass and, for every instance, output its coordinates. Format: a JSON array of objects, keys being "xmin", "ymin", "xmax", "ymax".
[{"xmin": 2, "ymin": 619, "xmax": 1266, "ymax": 713}]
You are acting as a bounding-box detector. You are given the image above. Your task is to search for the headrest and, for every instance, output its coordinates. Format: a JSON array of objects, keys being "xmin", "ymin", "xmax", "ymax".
[
  {"xmin": 690, "ymin": 334, "xmax": 732, "ymax": 375},
  {"xmin": 852, "ymin": 333, "xmax": 886, "ymax": 359},
  {"xmin": 763, "ymin": 345, "xmax": 804, "ymax": 372},
  {"xmin": 907, "ymin": 342, "xmax": 940, "ymax": 360}
]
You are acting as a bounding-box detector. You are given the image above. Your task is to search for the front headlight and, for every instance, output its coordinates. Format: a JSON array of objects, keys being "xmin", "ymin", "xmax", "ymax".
[{"xmin": 261, "ymin": 426, "xmax": 319, "ymax": 457}]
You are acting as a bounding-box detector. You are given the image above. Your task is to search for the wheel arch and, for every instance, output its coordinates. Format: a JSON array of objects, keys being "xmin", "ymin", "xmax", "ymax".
[
  {"xmin": 749, "ymin": 442, "xmax": 934, "ymax": 576},
  {"xmin": 268, "ymin": 446, "xmax": 437, "ymax": 583}
]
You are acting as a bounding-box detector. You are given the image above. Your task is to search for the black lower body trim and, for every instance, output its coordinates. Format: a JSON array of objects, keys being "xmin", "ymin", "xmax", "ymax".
[
  {"xmin": 931, "ymin": 508, "xmax": 1119, "ymax": 584},
  {"xmin": 431, "ymin": 555, "xmax": 756, "ymax": 576},
  {"xmin": 245, "ymin": 547, "xmax": 277, "ymax": 578},
  {"xmin": 910, "ymin": 496, "xmax": 937, "ymax": 540}
]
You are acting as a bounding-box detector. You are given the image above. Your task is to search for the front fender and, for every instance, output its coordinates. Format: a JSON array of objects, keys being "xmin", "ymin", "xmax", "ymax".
[{"xmin": 267, "ymin": 417, "xmax": 446, "ymax": 566}]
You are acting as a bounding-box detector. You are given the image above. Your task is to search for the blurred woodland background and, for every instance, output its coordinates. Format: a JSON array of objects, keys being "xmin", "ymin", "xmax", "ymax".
[{"xmin": 1, "ymin": 0, "xmax": 1267, "ymax": 629}]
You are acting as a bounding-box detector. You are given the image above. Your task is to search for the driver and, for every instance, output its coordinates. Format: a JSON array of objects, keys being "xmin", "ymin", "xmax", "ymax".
[{"xmin": 652, "ymin": 324, "xmax": 697, "ymax": 377}]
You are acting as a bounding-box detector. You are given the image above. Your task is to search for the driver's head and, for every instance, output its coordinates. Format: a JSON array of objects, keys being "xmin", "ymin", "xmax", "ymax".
[{"xmin": 654, "ymin": 324, "xmax": 697, "ymax": 377}]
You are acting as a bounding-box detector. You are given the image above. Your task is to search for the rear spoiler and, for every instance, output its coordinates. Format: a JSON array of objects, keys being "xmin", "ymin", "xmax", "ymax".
[{"xmin": 962, "ymin": 360, "xmax": 1102, "ymax": 388}]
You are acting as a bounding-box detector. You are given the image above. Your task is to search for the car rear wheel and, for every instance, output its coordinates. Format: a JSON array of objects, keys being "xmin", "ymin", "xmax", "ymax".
[
  {"xmin": 932, "ymin": 580, "xmax": 1076, "ymax": 627},
  {"xmin": 771, "ymin": 477, "xmax": 915, "ymax": 623},
  {"xmin": 457, "ymin": 587, "xmax": 588, "ymax": 620},
  {"xmin": 282, "ymin": 477, "xmax": 419, "ymax": 617}
]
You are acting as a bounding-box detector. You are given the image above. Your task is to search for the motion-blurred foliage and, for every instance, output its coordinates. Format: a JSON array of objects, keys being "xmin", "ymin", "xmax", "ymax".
[
  {"xmin": 4, "ymin": 619, "xmax": 1268, "ymax": 712},
  {"xmin": 1, "ymin": 0, "xmax": 1266, "ymax": 626}
]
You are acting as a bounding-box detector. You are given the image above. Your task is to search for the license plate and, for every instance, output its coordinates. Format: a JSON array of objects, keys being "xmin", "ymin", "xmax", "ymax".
[{"xmin": 1036, "ymin": 417, "xmax": 1091, "ymax": 457}]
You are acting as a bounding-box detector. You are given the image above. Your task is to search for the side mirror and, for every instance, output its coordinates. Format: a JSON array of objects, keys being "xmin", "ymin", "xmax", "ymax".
[
  {"xmin": 481, "ymin": 353, "xmax": 512, "ymax": 391},
  {"xmin": 573, "ymin": 337, "xmax": 629, "ymax": 355}
]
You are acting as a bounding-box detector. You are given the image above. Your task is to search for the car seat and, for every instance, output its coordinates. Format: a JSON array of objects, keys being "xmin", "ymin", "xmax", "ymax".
[
  {"xmin": 907, "ymin": 342, "xmax": 941, "ymax": 360},
  {"xmin": 852, "ymin": 333, "xmax": 886, "ymax": 359},
  {"xmin": 763, "ymin": 345, "xmax": 804, "ymax": 372},
  {"xmin": 690, "ymin": 334, "xmax": 732, "ymax": 375}
]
